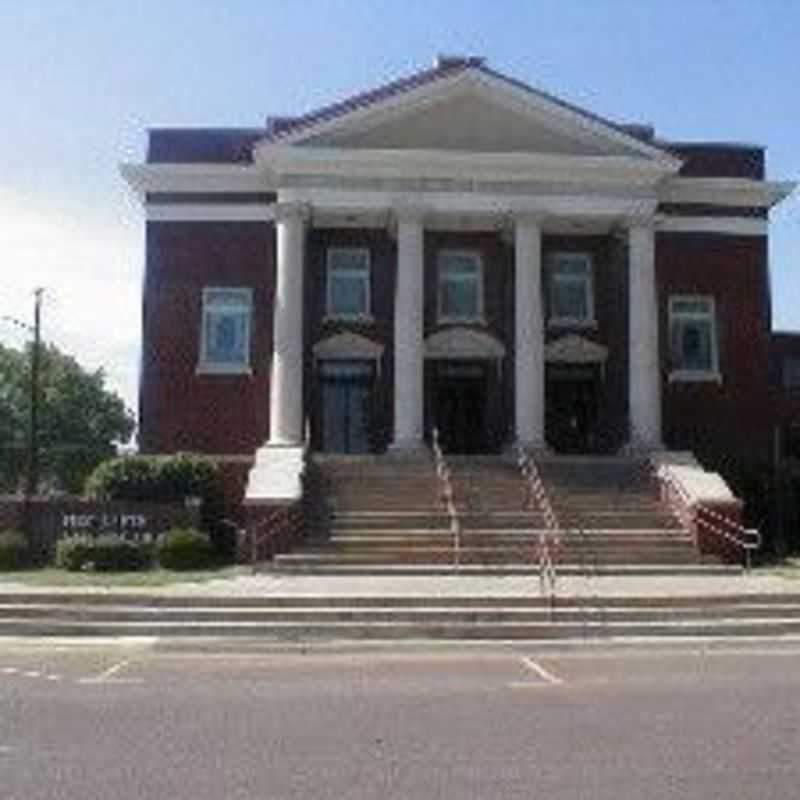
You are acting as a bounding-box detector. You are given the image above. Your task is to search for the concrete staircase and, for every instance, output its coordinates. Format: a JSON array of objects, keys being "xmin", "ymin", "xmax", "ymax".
[
  {"xmin": 271, "ymin": 454, "xmax": 735, "ymax": 576},
  {"xmin": 2, "ymin": 593, "xmax": 799, "ymax": 641}
]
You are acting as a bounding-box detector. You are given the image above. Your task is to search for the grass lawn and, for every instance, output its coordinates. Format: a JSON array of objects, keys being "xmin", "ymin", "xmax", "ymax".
[
  {"xmin": 0, "ymin": 565, "xmax": 249, "ymax": 588},
  {"xmin": 755, "ymin": 557, "xmax": 800, "ymax": 580}
]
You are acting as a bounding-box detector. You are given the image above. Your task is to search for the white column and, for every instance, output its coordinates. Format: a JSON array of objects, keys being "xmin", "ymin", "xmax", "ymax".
[
  {"xmin": 514, "ymin": 213, "xmax": 546, "ymax": 449},
  {"xmin": 391, "ymin": 206, "xmax": 425, "ymax": 451},
  {"xmin": 628, "ymin": 219, "xmax": 662, "ymax": 449},
  {"xmin": 269, "ymin": 202, "xmax": 308, "ymax": 446}
]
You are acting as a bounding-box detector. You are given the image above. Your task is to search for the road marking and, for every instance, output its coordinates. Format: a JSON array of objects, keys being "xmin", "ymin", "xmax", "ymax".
[
  {"xmin": 519, "ymin": 657, "xmax": 564, "ymax": 686},
  {"xmin": 1, "ymin": 667, "xmax": 19, "ymax": 674},
  {"xmin": 46, "ymin": 675, "xmax": 62, "ymax": 682},
  {"xmin": 79, "ymin": 659, "xmax": 142, "ymax": 685},
  {"xmin": 23, "ymin": 670, "xmax": 41, "ymax": 678}
]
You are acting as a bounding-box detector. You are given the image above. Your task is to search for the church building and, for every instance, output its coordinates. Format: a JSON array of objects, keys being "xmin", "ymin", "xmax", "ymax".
[{"xmin": 123, "ymin": 56, "xmax": 795, "ymax": 509}]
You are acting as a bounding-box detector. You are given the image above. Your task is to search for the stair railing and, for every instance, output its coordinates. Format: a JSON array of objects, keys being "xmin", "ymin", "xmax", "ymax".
[
  {"xmin": 515, "ymin": 444, "xmax": 559, "ymax": 598},
  {"xmin": 654, "ymin": 462, "xmax": 761, "ymax": 571},
  {"xmin": 432, "ymin": 427, "xmax": 462, "ymax": 570}
]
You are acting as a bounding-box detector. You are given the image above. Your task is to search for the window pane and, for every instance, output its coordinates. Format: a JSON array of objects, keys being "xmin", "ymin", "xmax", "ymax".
[
  {"xmin": 205, "ymin": 288, "xmax": 250, "ymax": 309},
  {"xmin": 441, "ymin": 276, "xmax": 477, "ymax": 318},
  {"xmin": 330, "ymin": 249, "xmax": 368, "ymax": 273},
  {"xmin": 206, "ymin": 311, "xmax": 247, "ymax": 364},
  {"xmin": 675, "ymin": 320, "xmax": 712, "ymax": 370},
  {"xmin": 330, "ymin": 274, "xmax": 367, "ymax": 315},
  {"xmin": 441, "ymin": 253, "xmax": 478, "ymax": 277},
  {"xmin": 552, "ymin": 279, "xmax": 588, "ymax": 320},
  {"xmin": 672, "ymin": 298, "xmax": 712, "ymax": 315}
]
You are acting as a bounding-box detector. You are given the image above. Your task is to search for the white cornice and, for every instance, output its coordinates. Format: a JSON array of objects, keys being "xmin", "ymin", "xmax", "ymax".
[
  {"xmin": 121, "ymin": 163, "xmax": 270, "ymax": 197},
  {"xmin": 147, "ymin": 204, "xmax": 275, "ymax": 222},
  {"xmin": 657, "ymin": 215, "xmax": 767, "ymax": 235},
  {"xmin": 257, "ymin": 145, "xmax": 675, "ymax": 186},
  {"xmin": 659, "ymin": 177, "xmax": 797, "ymax": 208}
]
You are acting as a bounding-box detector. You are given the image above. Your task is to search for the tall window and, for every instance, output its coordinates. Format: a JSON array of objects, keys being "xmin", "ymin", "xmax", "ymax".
[
  {"xmin": 199, "ymin": 288, "xmax": 252, "ymax": 372},
  {"xmin": 547, "ymin": 252, "xmax": 593, "ymax": 325},
  {"xmin": 327, "ymin": 248, "xmax": 370, "ymax": 318},
  {"xmin": 669, "ymin": 296, "xmax": 719, "ymax": 377},
  {"xmin": 438, "ymin": 250, "xmax": 483, "ymax": 322}
]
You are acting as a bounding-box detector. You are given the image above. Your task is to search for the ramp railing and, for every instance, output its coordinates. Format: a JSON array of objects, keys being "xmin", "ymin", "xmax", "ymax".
[
  {"xmin": 432, "ymin": 428, "xmax": 462, "ymax": 570},
  {"xmin": 515, "ymin": 444, "xmax": 559, "ymax": 598}
]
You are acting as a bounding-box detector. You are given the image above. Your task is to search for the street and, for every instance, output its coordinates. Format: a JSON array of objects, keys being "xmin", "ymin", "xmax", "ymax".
[{"xmin": 1, "ymin": 641, "xmax": 799, "ymax": 799}]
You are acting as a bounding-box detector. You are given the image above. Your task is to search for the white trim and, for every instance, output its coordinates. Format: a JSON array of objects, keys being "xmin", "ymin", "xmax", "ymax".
[
  {"xmin": 668, "ymin": 369, "xmax": 723, "ymax": 384},
  {"xmin": 121, "ymin": 163, "xmax": 269, "ymax": 196},
  {"xmin": 199, "ymin": 287, "xmax": 253, "ymax": 373},
  {"xmin": 313, "ymin": 331, "xmax": 385, "ymax": 362},
  {"xmin": 659, "ymin": 177, "xmax": 796, "ymax": 209},
  {"xmin": 279, "ymin": 186, "xmax": 659, "ymax": 223},
  {"xmin": 657, "ymin": 215, "xmax": 767, "ymax": 235},
  {"xmin": 147, "ymin": 204, "xmax": 275, "ymax": 222},
  {"xmin": 545, "ymin": 334, "xmax": 608, "ymax": 364},
  {"xmin": 325, "ymin": 247, "xmax": 372, "ymax": 319},
  {"xmin": 424, "ymin": 326, "xmax": 506, "ymax": 360},
  {"xmin": 257, "ymin": 67, "xmax": 680, "ymax": 168},
  {"xmin": 437, "ymin": 249, "xmax": 484, "ymax": 324},
  {"xmin": 259, "ymin": 145, "xmax": 674, "ymax": 185},
  {"xmin": 668, "ymin": 295, "xmax": 720, "ymax": 378}
]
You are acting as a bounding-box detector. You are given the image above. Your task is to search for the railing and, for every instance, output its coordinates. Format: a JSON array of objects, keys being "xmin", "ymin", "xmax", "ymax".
[
  {"xmin": 432, "ymin": 428, "xmax": 462, "ymax": 570},
  {"xmin": 515, "ymin": 443, "xmax": 559, "ymax": 598},
  {"xmin": 655, "ymin": 462, "xmax": 761, "ymax": 571}
]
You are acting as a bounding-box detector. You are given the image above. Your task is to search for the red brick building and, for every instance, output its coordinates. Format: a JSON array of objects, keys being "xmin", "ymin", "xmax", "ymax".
[{"xmin": 123, "ymin": 57, "xmax": 796, "ymax": 509}]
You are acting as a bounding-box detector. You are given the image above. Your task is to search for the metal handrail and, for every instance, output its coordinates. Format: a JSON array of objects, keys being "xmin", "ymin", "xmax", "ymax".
[
  {"xmin": 655, "ymin": 462, "xmax": 761, "ymax": 571},
  {"xmin": 432, "ymin": 428, "xmax": 462, "ymax": 570},
  {"xmin": 515, "ymin": 443, "xmax": 559, "ymax": 597}
]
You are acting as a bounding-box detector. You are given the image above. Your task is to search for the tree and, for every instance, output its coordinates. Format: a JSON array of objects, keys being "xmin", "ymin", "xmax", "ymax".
[{"xmin": 0, "ymin": 342, "xmax": 135, "ymax": 494}]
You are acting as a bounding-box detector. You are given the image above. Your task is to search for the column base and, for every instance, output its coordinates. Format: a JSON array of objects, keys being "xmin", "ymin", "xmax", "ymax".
[
  {"xmin": 245, "ymin": 443, "xmax": 305, "ymax": 503},
  {"xmin": 387, "ymin": 438, "xmax": 429, "ymax": 458},
  {"xmin": 510, "ymin": 439, "xmax": 551, "ymax": 456},
  {"xmin": 618, "ymin": 439, "xmax": 664, "ymax": 456}
]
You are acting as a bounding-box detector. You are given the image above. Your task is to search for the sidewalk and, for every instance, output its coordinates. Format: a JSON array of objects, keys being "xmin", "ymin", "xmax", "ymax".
[{"xmin": 0, "ymin": 570, "xmax": 797, "ymax": 599}]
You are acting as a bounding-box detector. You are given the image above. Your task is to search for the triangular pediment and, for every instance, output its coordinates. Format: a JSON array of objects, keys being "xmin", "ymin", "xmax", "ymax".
[
  {"xmin": 303, "ymin": 89, "xmax": 634, "ymax": 157},
  {"xmin": 279, "ymin": 67, "xmax": 674, "ymax": 164}
]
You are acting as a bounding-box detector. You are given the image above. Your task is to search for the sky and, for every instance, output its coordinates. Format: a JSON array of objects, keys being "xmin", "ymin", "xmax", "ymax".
[{"xmin": 0, "ymin": 0, "xmax": 797, "ymax": 425}]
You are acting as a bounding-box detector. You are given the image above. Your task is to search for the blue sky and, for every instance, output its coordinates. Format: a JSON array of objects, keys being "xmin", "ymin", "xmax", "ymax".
[{"xmin": 0, "ymin": 0, "xmax": 797, "ymax": 418}]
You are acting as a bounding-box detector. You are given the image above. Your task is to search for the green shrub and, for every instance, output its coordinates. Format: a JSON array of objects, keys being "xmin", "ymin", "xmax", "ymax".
[
  {"xmin": 56, "ymin": 534, "xmax": 154, "ymax": 572},
  {"xmin": 55, "ymin": 536, "xmax": 96, "ymax": 571},
  {"xmin": 157, "ymin": 528, "xmax": 216, "ymax": 570},
  {"xmin": 0, "ymin": 530, "xmax": 29, "ymax": 570},
  {"xmin": 84, "ymin": 453, "xmax": 234, "ymax": 558}
]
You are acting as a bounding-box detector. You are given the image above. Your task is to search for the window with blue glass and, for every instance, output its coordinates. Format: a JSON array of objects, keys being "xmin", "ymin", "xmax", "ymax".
[
  {"xmin": 199, "ymin": 288, "xmax": 252, "ymax": 372},
  {"xmin": 438, "ymin": 250, "xmax": 483, "ymax": 323},
  {"xmin": 327, "ymin": 248, "xmax": 371, "ymax": 318},
  {"xmin": 669, "ymin": 295, "xmax": 719, "ymax": 378}
]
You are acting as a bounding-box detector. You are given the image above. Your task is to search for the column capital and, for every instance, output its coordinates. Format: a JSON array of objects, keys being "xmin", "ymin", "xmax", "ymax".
[
  {"xmin": 273, "ymin": 201, "xmax": 311, "ymax": 224},
  {"xmin": 391, "ymin": 201, "xmax": 429, "ymax": 225},
  {"xmin": 511, "ymin": 209, "xmax": 547, "ymax": 227},
  {"xmin": 624, "ymin": 200, "xmax": 658, "ymax": 230}
]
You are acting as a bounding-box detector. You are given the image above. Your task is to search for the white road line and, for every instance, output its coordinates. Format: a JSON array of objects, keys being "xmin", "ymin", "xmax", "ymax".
[
  {"xmin": 46, "ymin": 675, "xmax": 62, "ymax": 682},
  {"xmin": 78, "ymin": 659, "xmax": 142, "ymax": 685},
  {"xmin": 1, "ymin": 667, "xmax": 18, "ymax": 674},
  {"xmin": 520, "ymin": 657, "xmax": 564, "ymax": 686},
  {"xmin": 23, "ymin": 671, "xmax": 41, "ymax": 678}
]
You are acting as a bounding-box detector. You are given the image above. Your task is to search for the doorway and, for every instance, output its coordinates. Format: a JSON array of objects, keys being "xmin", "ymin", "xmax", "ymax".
[
  {"xmin": 545, "ymin": 365, "xmax": 601, "ymax": 454},
  {"xmin": 319, "ymin": 360, "xmax": 374, "ymax": 454},
  {"xmin": 432, "ymin": 361, "xmax": 488, "ymax": 454}
]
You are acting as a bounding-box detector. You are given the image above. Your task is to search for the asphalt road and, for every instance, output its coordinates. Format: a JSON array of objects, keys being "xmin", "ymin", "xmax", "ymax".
[{"xmin": 1, "ymin": 641, "xmax": 799, "ymax": 799}]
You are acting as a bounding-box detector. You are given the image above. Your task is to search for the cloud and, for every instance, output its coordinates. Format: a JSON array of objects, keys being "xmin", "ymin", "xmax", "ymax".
[{"xmin": 0, "ymin": 189, "xmax": 141, "ymax": 416}]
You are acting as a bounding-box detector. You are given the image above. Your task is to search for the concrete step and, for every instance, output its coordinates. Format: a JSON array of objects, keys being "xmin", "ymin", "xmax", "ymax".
[
  {"xmin": 3, "ymin": 603, "xmax": 800, "ymax": 625},
  {"xmin": 3, "ymin": 617, "xmax": 798, "ymax": 640}
]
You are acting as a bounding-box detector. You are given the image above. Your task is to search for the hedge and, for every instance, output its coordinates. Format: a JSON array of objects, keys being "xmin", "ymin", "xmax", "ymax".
[
  {"xmin": 156, "ymin": 528, "xmax": 217, "ymax": 570},
  {"xmin": 84, "ymin": 453, "xmax": 233, "ymax": 557},
  {"xmin": 56, "ymin": 535, "xmax": 155, "ymax": 572},
  {"xmin": 0, "ymin": 530, "xmax": 29, "ymax": 570}
]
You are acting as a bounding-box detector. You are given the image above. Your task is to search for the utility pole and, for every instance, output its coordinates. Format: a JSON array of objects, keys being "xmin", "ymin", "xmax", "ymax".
[{"xmin": 24, "ymin": 288, "xmax": 43, "ymax": 498}]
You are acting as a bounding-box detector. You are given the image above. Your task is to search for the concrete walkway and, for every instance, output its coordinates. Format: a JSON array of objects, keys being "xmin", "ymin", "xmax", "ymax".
[{"xmin": 0, "ymin": 570, "xmax": 797, "ymax": 598}]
